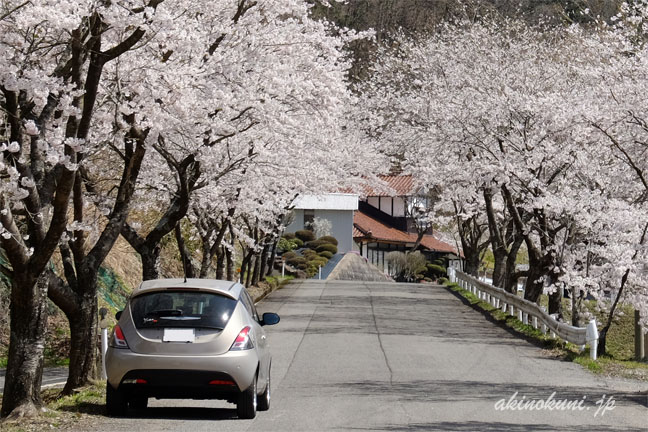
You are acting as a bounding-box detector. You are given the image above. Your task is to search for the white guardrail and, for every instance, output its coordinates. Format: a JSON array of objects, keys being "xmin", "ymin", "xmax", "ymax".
[{"xmin": 447, "ymin": 267, "xmax": 599, "ymax": 360}]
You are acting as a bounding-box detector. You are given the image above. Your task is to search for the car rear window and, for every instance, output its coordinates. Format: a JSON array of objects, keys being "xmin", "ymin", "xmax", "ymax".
[{"xmin": 131, "ymin": 291, "xmax": 237, "ymax": 330}]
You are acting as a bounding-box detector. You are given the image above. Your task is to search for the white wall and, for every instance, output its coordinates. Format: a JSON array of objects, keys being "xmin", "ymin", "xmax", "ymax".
[
  {"xmin": 284, "ymin": 209, "xmax": 354, "ymax": 253},
  {"xmin": 393, "ymin": 197, "xmax": 405, "ymax": 217},
  {"xmin": 379, "ymin": 197, "xmax": 391, "ymax": 214}
]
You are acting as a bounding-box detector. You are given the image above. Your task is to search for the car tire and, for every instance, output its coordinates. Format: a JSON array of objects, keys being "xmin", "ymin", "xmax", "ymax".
[
  {"xmin": 106, "ymin": 382, "xmax": 128, "ymax": 417},
  {"xmin": 130, "ymin": 396, "xmax": 148, "ymax": 411},
  {"xmin": 237, "ymin": 376, "xmax": 257, "ymax": 419},
  {"xmin": 257, "ymin": 366, "xmax": 270, "ymax": 411}
]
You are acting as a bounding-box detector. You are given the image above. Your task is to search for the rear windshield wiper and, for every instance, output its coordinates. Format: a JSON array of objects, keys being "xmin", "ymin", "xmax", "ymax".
[{"xmin": 145, "ymin": 309, "xmax": 183, "ymax": 318}]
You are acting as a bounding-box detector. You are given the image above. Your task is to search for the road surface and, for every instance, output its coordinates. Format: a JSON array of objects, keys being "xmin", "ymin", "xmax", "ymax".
[
  {"xmin": 85, "ymin": 280, "xmax": 647, "ymax": 431},
  {"xmin": 0, "ymin": 367, "xmax": 68, "ymax": 393}
]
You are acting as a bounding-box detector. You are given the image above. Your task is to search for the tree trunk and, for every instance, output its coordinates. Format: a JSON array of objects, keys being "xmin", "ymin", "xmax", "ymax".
[
  {"xmin": 216, "ymin": 247, "xmax": 225, "ymax": 280},
  {"xmin": 1, "ymin": 273, "xmax": 48, "ymax": 418},
  {"xmin": 258, "ymin": 242, "xmax": 270, "ymax": 280},
  {"xmin": 245, "ymin": 254, "xmax": 253, "ymax": 287},
  {"xmin": 483, "ymin": 188, "xmax": 507, "ymax": 288},
  {"xmin": 491, "ymin": 249, "xmax": 507, "ymax": 288},
  {"xmin": 503, "ymin": 237, "xmax": 523, "ymax": 294},
  {"xmin": 463, "ymin": 248, "xmax": 481, "ymax": 277},
  {"xmin": 63, "ymin": 291, "xmax": 98, "ymax": 394},
  {"xmin": 175, "ymin": 223, "xmax": 195, "ymax": 279},
  {"xmin": 548, "ymin": 290, "xmax": 562, "ymax": 318},
  {"xmin": 523, "ymin": 256, "xmax": 544, "ymax": 303},
  {"xmin": 141, "ymin": 245, "xmax": 161, "ymax": 281},
  {"xmin": 267, "ymin": 238, "xmax": 278, "ymax": 276},
  {"xmin": 226, "ymin": 247, "xmax": 234, "ymax": 281},
  {"xmin": 239, "ymin": 251, "xmax": 249, "ymax": 284},
  {"xmin": 251, "ymin": 252, "xmax": 262, "ymax": 286}
]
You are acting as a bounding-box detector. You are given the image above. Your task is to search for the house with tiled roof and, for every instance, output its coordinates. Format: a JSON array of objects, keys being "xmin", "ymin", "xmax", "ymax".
[{"xmin": 353, "ymin": 175, "xmax": 461, "ymax": 275}]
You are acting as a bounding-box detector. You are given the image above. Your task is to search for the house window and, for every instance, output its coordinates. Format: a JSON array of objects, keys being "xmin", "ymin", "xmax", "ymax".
[{"xmin": 304, "ymin": 210, "xmax": 315, "ymax": 230}]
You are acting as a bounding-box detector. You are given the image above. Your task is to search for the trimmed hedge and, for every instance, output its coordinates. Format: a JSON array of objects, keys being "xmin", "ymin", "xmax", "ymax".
[
  {"xmin": 305, "ymin": 239, "xmax": 326, "ymax": 249},
  {"xmin": 315, "ymin": 243, "xmax": 337, "ymax": 254},
  {"xmin": 286, "ymin": 256, "xmax": 306, "ymax": 267},
  {"xmin": 282, "ymin": 251, "xmax": 297, "ymax": 260},
  {"xmin": 426, "ymin": 263, "xmax": 446, "ymax": 278},
  {"xmin": 318, "ymin": 235, "xmax": 338, "ymax": 246},
  {"xmin": 318, "ymin": 251, "xmax": 333, "ymax": 259},
  {"xmin": 295, "ymin": 229, "xmax": 315, "ymax": 242},
  {"xmin": 309, "ymin": 257, "xmax": 327, "ymax": 266},
  {"xmin": 283, "ymin": 232, "xmax": 296, "ymax": 240},
  {"xmin": 303, "ymin": 249, "xmax": 318, "ymax": 259},
  {"xmin": 292, "ymin": 238, "xmax": 304, "ymax": 248}
]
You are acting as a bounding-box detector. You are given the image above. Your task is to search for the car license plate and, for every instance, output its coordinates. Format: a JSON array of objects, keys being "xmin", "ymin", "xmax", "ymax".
[{"xmin": 163, "ymin": 328, "xmax": 195, "ymax": 343}]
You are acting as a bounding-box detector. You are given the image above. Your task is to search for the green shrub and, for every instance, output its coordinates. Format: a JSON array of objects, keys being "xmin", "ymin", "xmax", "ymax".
[
  {"xmin": 282, "ymin": 251, "xmax": 297, "ymax": 260},
  {"xmin": 292, "ymin": 237, "xmax": 304, "ymax": 248},
  {"xmin": 318, "ymin": 251, "xmax": 333, "ymax": 259},
  {"xmin": 318, "ymin": 235, "xmax": 338, "ymax": 246},
  {"xmin": 278, "ymin": 237, "xmax": 298, "ymax": 253},
  {"xmin": 305, "ymin": 239, "xmax": 326, "ymax": 249},
  {"xmin": 432, "ymin": 258, "xmax": 445, "ymax": 267},
  {"xmin": 308, "ymin": 257, "xmax": 327, "ymax": 267},
  {"xmin": 426, "ymin": 263, "xmax": 446, "ymax": 278},
  {"xmin": 286, "ymin": 256, "xmax": 306, "ymax": 267},
  {"xmin": 438, "ymin": 277, "xmax": 449, "ymax": 284},
  {"xmin": 295, "ymin": 229, "xmax": 315, "ymax": 242},
  {"xmin": 283, "ymin": 232, "xmax": 296, "ymax": 240},
  {"xmin": 316, "ymin": 243, "xmax": 337, "ymax": 254}
]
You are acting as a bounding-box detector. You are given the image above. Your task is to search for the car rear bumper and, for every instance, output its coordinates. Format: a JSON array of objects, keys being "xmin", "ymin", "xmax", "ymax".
[{"xmin": 106, "ymin": 347, "xmax": 258, "ymax": 394}]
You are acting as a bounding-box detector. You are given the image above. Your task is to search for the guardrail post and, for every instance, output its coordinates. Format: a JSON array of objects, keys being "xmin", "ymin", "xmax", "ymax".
[
  {"xmin": 532, "ymin": 316, "xmax": 538, "ymax": 329},
  {"xmin": 99, "ymin": 308, "xmax": 110, "ymax": 380},
  {"xmin": 522, "ymin": 312, "xmax": 528, "ymax": 325},
  {"xmin": 635, "ymin": 310, "xmax": 645, "ymax": 361},
  {"xmin": 540, "ymin": 306, "xmax": 548, "ymax": 334},
  {"xmin": 509, "ymin": 305, "xmax": 514, "ymax": 316},
  {"xmin": 586, "ymin": 319, "xmax": 598, "ymax": 360}
]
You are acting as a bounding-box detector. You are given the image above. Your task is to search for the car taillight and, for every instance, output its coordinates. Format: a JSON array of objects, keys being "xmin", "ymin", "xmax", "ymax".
[
  {"xmin": 209, "ymin": 380, "xmax": 235, "ymax": 386},
  {"xmin": 111, "ymin": 325, "xmax": 129, "ymax": 349},
  {"xmin": 229, "ymin": 326, "xmax": 253, "ymax": 351}
]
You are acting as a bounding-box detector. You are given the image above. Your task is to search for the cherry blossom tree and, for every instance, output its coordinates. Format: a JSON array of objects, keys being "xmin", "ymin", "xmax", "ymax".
[
  {"xmin": 360, "ymin": 13, "xmax": 648, "ymax": 335},
  {"xmin": 0, "ymin": 0, "xmax": 166, "ymax": 417},
  {"xmin": 119, "ymin": 0, "xmax": 369, "ymax": 282}
]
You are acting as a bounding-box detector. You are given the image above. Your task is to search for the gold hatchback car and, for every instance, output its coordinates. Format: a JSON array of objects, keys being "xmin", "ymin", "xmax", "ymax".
[{"xmin": 105, "ymin": 278, "xmax": 280, "ymax": 419}]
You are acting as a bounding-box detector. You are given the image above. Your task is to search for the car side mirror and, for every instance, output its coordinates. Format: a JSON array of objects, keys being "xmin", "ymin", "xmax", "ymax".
[
  {"xmin": 115, "ymin": 310, "xmax": 122, "ymax": 321},
  {"xmin": 261, "ymin": 312, "xmax": 280, "ymax": 326}
]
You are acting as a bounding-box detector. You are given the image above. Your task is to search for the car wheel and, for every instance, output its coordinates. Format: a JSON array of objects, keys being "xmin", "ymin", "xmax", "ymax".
[
  {"xmin": 106, "ymin": 382, "xmax": 128, "ymax": 417},
  {"xmin": 237, "ymin": 376, "xmax": 257, "ymax": 419},
  {"xmin": 257, "ymin": 366, "xmax": 270, "ymax": 411},
  {"xmin": 130, "ymin": 396, "xmax": 148, "ymax": 411}
]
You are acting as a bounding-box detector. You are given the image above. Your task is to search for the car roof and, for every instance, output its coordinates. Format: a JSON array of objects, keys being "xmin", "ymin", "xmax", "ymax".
[{"xmin": 132, "ymin": 278, "xmax": 243, "ymax": 300}]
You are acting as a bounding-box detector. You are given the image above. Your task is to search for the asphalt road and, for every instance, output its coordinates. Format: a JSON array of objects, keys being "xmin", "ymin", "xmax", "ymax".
[
  {"xmin": 0, "ymin": 367, "xmax": 68, "ymax": 393},
  {"xmin": 87, "ymin": 280, "xmax": 647, "ymax": 431}
]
